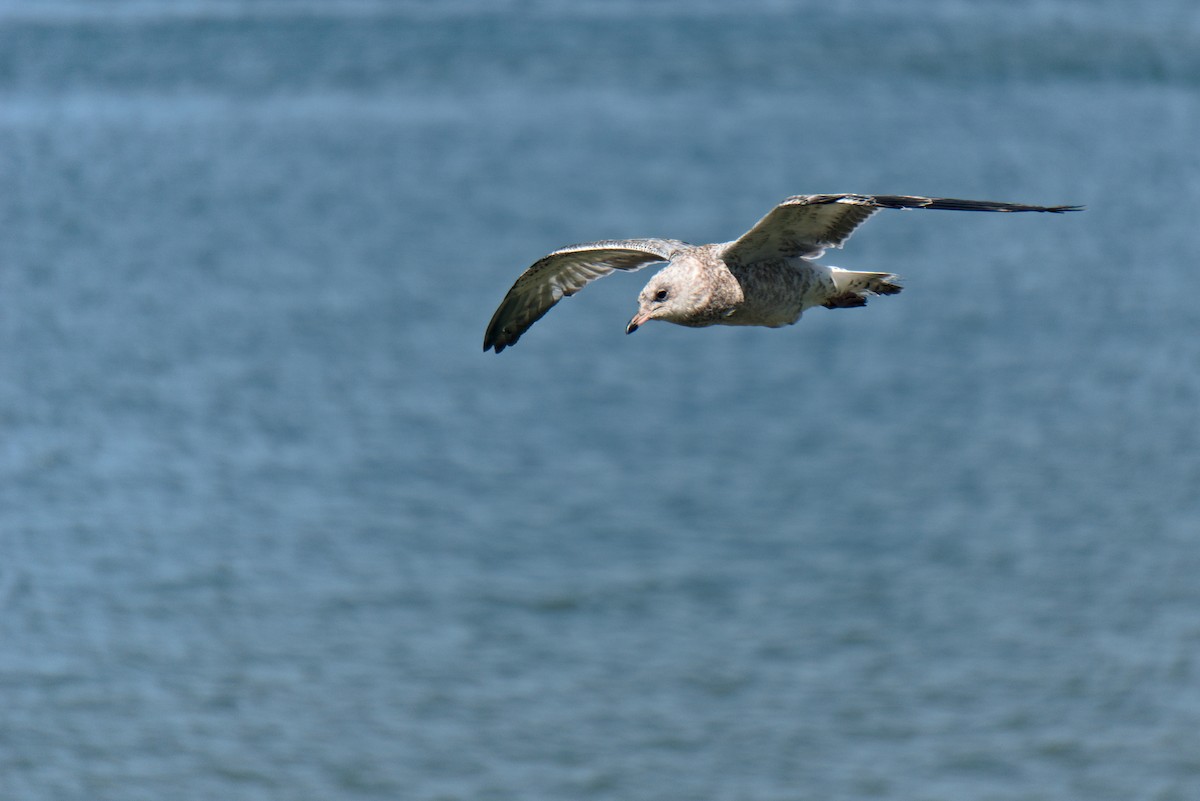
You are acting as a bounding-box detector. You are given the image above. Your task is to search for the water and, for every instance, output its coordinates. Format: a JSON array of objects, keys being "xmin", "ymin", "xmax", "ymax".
[{"xmin": 1, "ymin": 2, "xmax": 1199, "ymax": 799}]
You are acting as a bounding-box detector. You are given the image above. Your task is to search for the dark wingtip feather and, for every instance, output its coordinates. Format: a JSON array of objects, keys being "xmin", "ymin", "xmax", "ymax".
[
  {"xmin": 923, "ymin": 197, "xmax": 1085, "ymax": 213},
  {"xmin": 483, "ymin": 327, "xmax": 519, "ymax": 353},
  {"xmin": 859, "ymin": 195, "xmax": 1084, "ymax": 214}
]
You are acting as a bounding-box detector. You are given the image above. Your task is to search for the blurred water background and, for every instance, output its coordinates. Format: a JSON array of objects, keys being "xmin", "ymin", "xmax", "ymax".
[{"xmin": 1, "ymin": 1, "xmax": 1199, "ymax": 799}]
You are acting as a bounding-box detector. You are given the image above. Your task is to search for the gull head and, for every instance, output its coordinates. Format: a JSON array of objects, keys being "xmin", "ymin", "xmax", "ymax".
[{"xmin": 626, "ymin": 265, "xmax": 699, "ymax": 334}]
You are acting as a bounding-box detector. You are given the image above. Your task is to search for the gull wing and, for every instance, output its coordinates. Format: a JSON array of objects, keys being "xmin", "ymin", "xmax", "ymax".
[
  {"xmin": 484, "ymin": 238, "xmax": 687, "ymax": 353},
  {"xmin": 723, "ymin": 194, "xmax": 1082, "ymax": 263}
]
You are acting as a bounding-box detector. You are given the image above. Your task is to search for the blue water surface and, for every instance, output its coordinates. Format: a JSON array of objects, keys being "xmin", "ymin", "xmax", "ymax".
[{"xmin": 1, "ymin": 2, "xmax": 1199, "ymax": 799}]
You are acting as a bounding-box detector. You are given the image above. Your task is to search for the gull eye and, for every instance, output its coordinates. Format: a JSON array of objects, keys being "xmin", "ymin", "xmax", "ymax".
[{"xmin": 653, "ymin": 288, "xmax": 669, "ymax": 302}]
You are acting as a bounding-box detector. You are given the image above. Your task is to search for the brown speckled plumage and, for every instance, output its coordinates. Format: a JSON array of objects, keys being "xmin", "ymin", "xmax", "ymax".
[{"xmin": 484, "ymin": 194, "xmax": 1081, "ymax": 353}]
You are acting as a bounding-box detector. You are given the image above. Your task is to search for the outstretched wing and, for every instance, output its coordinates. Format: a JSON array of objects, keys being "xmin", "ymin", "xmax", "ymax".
[
  {"xmin": 723, "ymin": 194, "xmax": 1083, "ymax": 263},
  {"xmin": 484, "ymin": 238, "xmax": 688, "ymax": 353}
]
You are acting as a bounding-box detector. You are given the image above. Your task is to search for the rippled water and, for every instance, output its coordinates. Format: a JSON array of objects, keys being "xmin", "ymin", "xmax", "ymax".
[{"xmin": 2, "ymin": 2, "xmax": 1199, "ymax": 799}]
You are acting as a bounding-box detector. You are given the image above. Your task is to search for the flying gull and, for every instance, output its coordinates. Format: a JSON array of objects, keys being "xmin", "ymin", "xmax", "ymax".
[{"xmin": 483, "ymin": 194, "xmax": 1081, "ymax": 353}]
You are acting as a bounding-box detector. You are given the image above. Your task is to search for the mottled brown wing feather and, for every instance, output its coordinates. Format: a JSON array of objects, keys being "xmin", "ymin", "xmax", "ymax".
[
  {"xmin": 483, "ymin": 238, "xmax": 687, "ymax": 353},
  {"xmin": 723, "ymin": 194, "xmax": 1082, "ymax": 264}
]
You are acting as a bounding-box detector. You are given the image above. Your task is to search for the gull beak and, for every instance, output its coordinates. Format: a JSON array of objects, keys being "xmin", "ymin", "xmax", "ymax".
[{"xmin": 626, "ymin": 309, "xmax": 651, "ymax": 335}]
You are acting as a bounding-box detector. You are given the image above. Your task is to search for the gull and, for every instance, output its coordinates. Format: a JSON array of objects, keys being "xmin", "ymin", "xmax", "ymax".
[{"xmin": 483, "ymin": 194, "xmax": 1080, "ymax": 353}]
